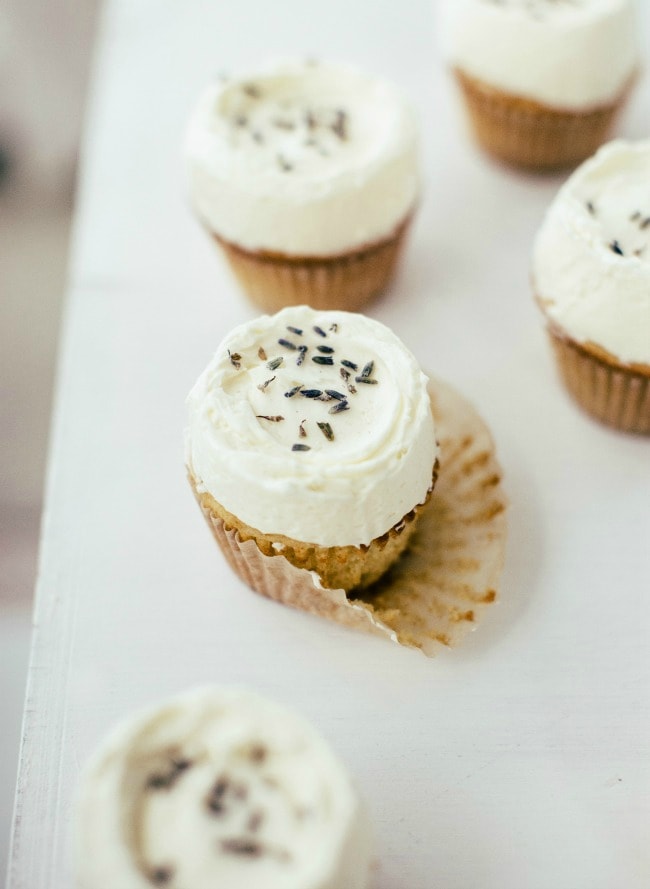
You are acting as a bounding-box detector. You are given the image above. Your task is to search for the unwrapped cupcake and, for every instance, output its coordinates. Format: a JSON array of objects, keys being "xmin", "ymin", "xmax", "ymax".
[
  {"xmin": 76, "ymin": 687, "xmax": 372, "ymax": 889},
  {"xmin": 440, "ymin": 0, "xmax": 638, "ymax": 170},
  {"xmin": 186, "ymin": 305, "xmax": 438, "ymax": 594},
  {"xmin": 533, "ymin": 140, "xmax": 650, "ymax": 434},
  {"xmin": 185, "ymin": 60, "xmax": 419, "ymax": 312}
]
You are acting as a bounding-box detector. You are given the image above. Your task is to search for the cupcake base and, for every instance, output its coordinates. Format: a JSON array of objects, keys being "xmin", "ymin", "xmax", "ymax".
[
  {"xmin": 212, "ymin": 218, "xmax": 410, "ymax": 313},
  {"xmin": 547, "ymin": 327, "xmax": 650, "ymax": 434},
  {"xmin": 190, "ymin": 465, "xmax": 436, "ymax": 593},
  {"xmin": 189, "ymin": 378, "xmax": 507, "ymax": 657},
  {"xmin": 454, "ymin": 69, "xmax": 625, "ymax": 171}
]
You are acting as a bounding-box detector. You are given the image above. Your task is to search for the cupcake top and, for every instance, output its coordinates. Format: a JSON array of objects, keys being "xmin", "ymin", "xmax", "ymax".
[
  {"xmin": 440, "ymin": 0, "xmax": 638, "ymax": 109},
  {"xmin": 185, "ymin": 59, "xmax": 418, "ymax": 256},
  {"xmin": 186, "ymin": 306, "xmax": 437, "ymax": 548},
  {"xmin": 533, "ymin": 140, "xmax": 650, "ymax": 367},
  {"xmin": 76, "ymin": 688, "xmax": 372, "ymax": 889}
]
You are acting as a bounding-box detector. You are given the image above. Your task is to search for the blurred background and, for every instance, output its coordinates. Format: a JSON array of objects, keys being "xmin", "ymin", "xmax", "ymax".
[{"xmin": 0, "ymin": 0, "xmax": 99, "ymax": 874}]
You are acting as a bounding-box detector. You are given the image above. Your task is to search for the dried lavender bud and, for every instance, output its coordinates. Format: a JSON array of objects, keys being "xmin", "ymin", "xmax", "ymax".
[
  {"xmin": 228, "ymin": 351, "xmax": 242, "ymax": 369},
  {"xmin": 331, "ymin": 109, "xmax": 348, "ymax": 140},
  {"xmin": 267, "ymin": 357, "xmax": 284, "ymax": 371},
  {"xmin": 300, "ymin": 389, "xmax": 323, "ymax": 398},
  {"xmin": 296, "ymin": 345, "xmax": 308, "ymax": 366},
  {"xmin": 610, "ymin": 240, "xmax": 625, "ymax": 256},
  {"xmin": 146, "ymin": 757, "xmax": 192, "ymax": 791},
  {"xmin": 220, "ymin": 838, "xmax": 263, "ymax": 857},
  {"xmin": 329, "ymin": 400, "xmax": 349, "ymax": 414},
  {"xmin": 341, "ymin": 359, "xmax": 358, "ymax": 371},
  {"xmin": 206, "ymin": 775, "xmax": 230, "ymax": 815},
  {"xmin": 312, "ymin": 356, "xmax": 334, "ymax": 366},
  {"xmin": 292, "ymin": 444, "xmax": 311, "ymax": 452},
  {"xmin": 258, "ymin": 346, "xmax": 267, "ymax": 361},
  {"xmin": 149, "ymin": 866, "xmax": 174, "ymax": 885},
  {"xmin": 325, "ymin": 389, "xmax": 346, "ymax": 401},
  {"xmin": 329, "ymin": 323, "xmax": 338, "ymax": 332},
  {"xmin": 316, "ymin": 345, "xmax": 334, "ymax": 354},
  {"xmin": 287, "ymin": 326, "xmax": 303, "ymax": 335},
  {"xmin": 359, "ymin": 360, "xmax": 374, "ymax": 379},
  {"xmin": 257, "ymin": 376, "xmax": 276, "ymax": 392},
  {"xmin": 284, "ymin": 385, "xmax": 302, "ymax": 398},
  {"xmin": 313, "ymin": 326, "xmax": 327, "ymax": 337},
  {"xmin": 256, "ymin": 415, "xmax": 284, "ymax": 422},
  {"xmin": 278, "ymin": 338, "xmax": 298, "ymax": 350},
  {"xmin": 317, "ymin": 422, "xmax": 334, "ymax": 441},
  {"xmin": 298, "ymin": 419, "xmax": 307, "ymax": 438},
  {"xmin": 355, "ymin": 377, "xmax": 378, "ymax": 385}
]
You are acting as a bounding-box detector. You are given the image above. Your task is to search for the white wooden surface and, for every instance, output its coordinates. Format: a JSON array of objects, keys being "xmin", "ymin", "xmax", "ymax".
[{"xmin": 7, "ymin": 1, "xmax": 650, "ymax": 886}]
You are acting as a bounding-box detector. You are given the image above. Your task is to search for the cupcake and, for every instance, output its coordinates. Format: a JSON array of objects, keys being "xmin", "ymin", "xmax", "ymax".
[
  {"xmin": 185, "ymin": 60, "xmax": 418, "ymax": 312},
  {"xmin": 76, "ymin": 687, "xmax": 372, "ymax": 889},
  {"xmin": 533, "ymin": 140, "xmax": 650, "ymax": 434},
  {"xmin": 440, "ymin": 0, "xmax": 638, "ymax": 170},
  {"xmin": 186, "ymin": 305, "xmax": 438, "ymax": 594}
]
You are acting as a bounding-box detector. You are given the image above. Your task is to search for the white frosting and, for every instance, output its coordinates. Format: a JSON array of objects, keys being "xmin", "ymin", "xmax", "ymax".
[
  {"xmin": 76, "ymin": 688, "xmax": 372, "ymax": 889},
  {"xmin": 185, "ymin": 60, "xmax": 419, "ymax": 256},
  {"xmin": 186, "ymin": 306, "xmax": 437, "ymax": 548},
  {"xmin": 533, "ymin": 140, "xmax": 650, "ymax": 366},
  {"xmin": 440, "ymin": 0, "xmax": 638, "ymax": 110}
]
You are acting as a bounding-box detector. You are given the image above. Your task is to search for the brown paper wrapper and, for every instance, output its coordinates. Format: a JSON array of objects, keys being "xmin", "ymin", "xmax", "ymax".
[
  {"xmin": 547, "ymin": 328, "xmax": 650, "ymax": 435},
  {"xmin": 454, "ymin": 69, "xmax": 623, "ymax": 171},
  {"xmin": 192, "ymin": 378, "xmax": 507, "ymax": 656},
  {"xmin": 213, "ymin": 219, "xmax": 410, "ymax": 313}
]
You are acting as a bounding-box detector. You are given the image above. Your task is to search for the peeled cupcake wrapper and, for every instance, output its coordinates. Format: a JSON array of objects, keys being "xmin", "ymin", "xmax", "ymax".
[
  {"xmin": 547, "ymin": 327, "xmax": 650, "ymax": 435},
  {"xmin": 212, "ymin": 218, "xmax": 410, "ymax": 314},
  {"xmin": 454, "ymin": 69, "xmax": 622, "ymax": 171},
  {"xmin": 193, "ymin": 378, "xmax": 507, "ymax": 657}
]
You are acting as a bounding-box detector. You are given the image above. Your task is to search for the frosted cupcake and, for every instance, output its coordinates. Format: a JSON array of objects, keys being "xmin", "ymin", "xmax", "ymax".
[
  {"xmin": 440, "ymin": 0, "xmax": 638, "ymax": 170},
  {"xmin": 186, "ymin": 306, "xmax": 438, "ymax": 593},
  {"xmin": 533, "ymin": 140, "xmax": 650, "ymax": 434},
  {"xmin": 185, "ymin": 60, "xmax": 418, "ymax": 311},
  {"xmin": 76, "ymin": 687, "xmax": 372, "ymax": 889}
]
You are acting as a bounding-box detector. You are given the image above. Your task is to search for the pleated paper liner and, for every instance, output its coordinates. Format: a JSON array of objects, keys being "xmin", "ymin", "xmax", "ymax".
[
  {"xmin": 454, "ymin": 68, "xmax": 624, "ymax": 171},
  {"xmin": 547, "ymin": 327, "xmax": 650, "ymax": 435},
  {"xmin": 212, "ymin": 218, "xmax": 410, "ymax": 314},
  {"xmin": 192, "ymin": 378, "xmax": 507, "ymax": 657}
]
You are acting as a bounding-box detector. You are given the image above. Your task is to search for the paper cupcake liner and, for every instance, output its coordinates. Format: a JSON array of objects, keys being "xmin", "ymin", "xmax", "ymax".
[
  {"xmin": 192, "ymin": 475, "xmax": 434, "ymax": 592},
  {"xmin": 192, "ymin": 378, "xmax": 507, "ymax": 657},
  {"xmin": 454, "ymin": 69, "xmax": 621, "ymax": 171},
  {"xmin": 213, "ymin": 220, "xmax": 410, "ymax": 314},
  {"xmin": 548, "ymin": 328, "xmax": 650, "ymax": 434}
]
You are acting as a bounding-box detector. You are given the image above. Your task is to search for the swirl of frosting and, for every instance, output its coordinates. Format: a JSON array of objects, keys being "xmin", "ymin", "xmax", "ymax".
[
  {"xmin": 76, "ymin": 688, "xmax": 372, "ymax": 889},
  {"xmin": 186, "ymin": 307, "xmax": 437, "ymax": 547},
  {"xmin": 185, "ymin": 59, "xmax": 419, "ymax": 256},
  {"xmin": 440, "ymin": 0, "xmax": 638, "ymax": 109},
  {"xmin": 533, "ymin": 140, "xmax": 650, "ymax": 367}
]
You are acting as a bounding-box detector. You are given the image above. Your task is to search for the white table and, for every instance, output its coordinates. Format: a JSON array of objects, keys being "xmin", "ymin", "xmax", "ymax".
[{"xmin": 7, "ymin": 1, "xmax": 650, "ymax": 886}]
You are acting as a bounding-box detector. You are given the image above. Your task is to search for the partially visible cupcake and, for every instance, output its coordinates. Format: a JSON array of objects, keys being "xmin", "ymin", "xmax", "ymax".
[
  {"xmin": 185, "ymin": 60, "xmax": 419, "ymax": 312},
  {"xmin": 186, "ymin": 306, "xmax": 438, "ymax": 593},
  {"xmin": 76, "ymin": 687, "xmax": 373, "ymax": 889},
  {"xmin": 440, "ymin": 0, "xmax": 638, "ymax": 170},
  {"xmin": 533, "ymin": 140, "xmax": 650, "ymax": 434}
]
